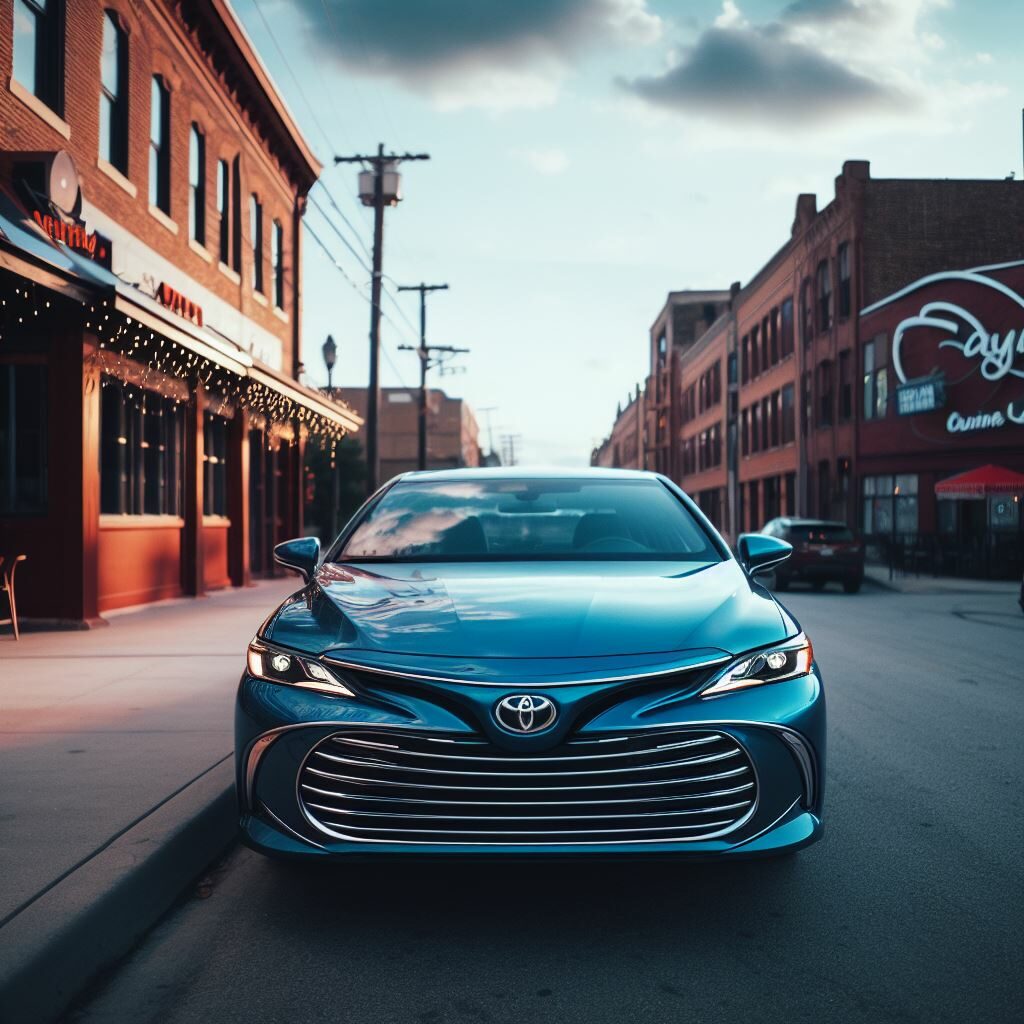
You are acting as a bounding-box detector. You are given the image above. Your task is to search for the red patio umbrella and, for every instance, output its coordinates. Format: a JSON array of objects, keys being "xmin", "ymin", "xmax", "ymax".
[{"xmin": 934, "ymin": 464, "xmax": 1024, "ymax": 498}]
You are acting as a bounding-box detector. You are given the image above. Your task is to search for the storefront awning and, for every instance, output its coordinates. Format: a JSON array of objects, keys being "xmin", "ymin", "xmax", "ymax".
[
  {"xmin": 0, "ymin": 191, "xmax": 360, "ymax": 436},
  {"xmin": 935, "ymin": 464, "xmax": 1024, "ymax": 498},
  {"xmin": 249, "ymin": 361, "xmax": 363, "ymax": 432}
]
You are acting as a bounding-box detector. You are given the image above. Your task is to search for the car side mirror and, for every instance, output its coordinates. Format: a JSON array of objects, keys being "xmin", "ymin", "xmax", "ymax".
[
  {"xmin": 737, "ymin": 533, "xmax": 792, "ymax": 577},
  {"xmin": 273, "ymin": 537, "xmax": 320, "ymax": 583}
]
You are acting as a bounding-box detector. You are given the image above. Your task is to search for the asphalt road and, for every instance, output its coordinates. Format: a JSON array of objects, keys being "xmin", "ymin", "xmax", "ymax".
[{"xmin": 67, "ymin": 584, "xmax": 1024, "ymax": 1024}]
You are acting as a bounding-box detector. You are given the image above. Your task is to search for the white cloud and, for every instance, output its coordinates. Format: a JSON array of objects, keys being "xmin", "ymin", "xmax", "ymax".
[{"xmin": 513, "ymin": 147, "xmax": 571, "ymax": 174}]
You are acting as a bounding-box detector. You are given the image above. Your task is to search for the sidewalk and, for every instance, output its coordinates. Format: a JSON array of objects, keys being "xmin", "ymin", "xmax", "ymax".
[
  {"xmin": 0, "ymin": 576, "xmax": 297, "ymax": 1022},
  {"xmin": 863, "ymin": 564, "xmax": 1022, "ymax": 596}
]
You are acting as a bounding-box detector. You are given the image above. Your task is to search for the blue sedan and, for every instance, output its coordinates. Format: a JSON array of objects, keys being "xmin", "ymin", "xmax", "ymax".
[{"xmin": 235, "ymin": 468, "xmax": 824, "ymax": 859}]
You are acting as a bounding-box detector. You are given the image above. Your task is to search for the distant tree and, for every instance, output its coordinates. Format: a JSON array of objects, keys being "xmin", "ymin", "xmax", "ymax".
[{"xmin": 304, "ymin": 435, "xmax": 367, "ymax": 543}]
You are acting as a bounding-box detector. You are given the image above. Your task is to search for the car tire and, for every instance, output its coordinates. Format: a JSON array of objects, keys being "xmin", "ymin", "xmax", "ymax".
[{"xmin": 842, "ymin": 578, "xmax": 862, "ymax": 594}]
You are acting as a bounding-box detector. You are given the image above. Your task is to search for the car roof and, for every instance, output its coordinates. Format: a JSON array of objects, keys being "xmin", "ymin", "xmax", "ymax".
[{"xmin": 391, "ymin": 466, "xmax": 665, "ymax": 483}]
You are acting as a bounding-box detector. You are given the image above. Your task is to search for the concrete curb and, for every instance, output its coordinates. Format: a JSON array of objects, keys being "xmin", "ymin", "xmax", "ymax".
[{"xmin": 0, "ymin": 760, "xmax": 237, "ymax": 1024}]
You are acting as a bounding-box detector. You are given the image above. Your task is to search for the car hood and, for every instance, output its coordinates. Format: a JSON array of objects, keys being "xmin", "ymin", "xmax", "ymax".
[{"xmin": 267, "ymin": 559, "xmax": 792, "ymax": 668}]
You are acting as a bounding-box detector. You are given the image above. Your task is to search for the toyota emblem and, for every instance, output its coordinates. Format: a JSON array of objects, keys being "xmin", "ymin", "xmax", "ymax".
[{"xmin": 494, "ymin": 694, "xmax": 557, "ymax": 734}]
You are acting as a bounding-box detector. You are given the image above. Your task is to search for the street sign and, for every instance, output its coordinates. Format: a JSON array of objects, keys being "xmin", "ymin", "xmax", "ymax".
[{"xmin": 895, "ymin": 374, "xmax": 946, "ymax": 416}]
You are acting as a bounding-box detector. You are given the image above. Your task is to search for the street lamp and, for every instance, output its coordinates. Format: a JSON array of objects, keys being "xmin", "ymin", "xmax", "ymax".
[{"xmin": 321, "ymin": 334, "xmax": 337, "ymax": 394}]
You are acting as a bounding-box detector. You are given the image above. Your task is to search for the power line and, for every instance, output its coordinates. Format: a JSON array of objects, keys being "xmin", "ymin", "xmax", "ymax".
[
  {"xmin": 303, "ymin": 221, "xmax": 410, "ymax": 389},
  {"xmin": 307, "ymin": 194, "xmax": 371, "ymax": 274}
]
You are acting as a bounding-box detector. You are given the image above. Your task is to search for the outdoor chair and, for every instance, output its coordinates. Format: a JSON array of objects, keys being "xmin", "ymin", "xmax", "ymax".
[{"xmin": 0, "ymin": 553, "xmax": 26, "ymax": 640}]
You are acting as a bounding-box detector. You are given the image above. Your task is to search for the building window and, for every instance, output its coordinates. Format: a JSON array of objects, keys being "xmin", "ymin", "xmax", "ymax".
[
  {"xmin": 189, "ymin": 124, "xmax": 205, "ymax": 245},
  {"xmin": 770, "ymin": 390, "xmax": 780, "ymax": 448},
  {"xmin": 781, "ymin": 383, "xmax": 795, "ymax": 445},
  {"xmin": 100, "ymin": 378, "xmax": 183, "ymax": 516},
  {"xmin": 769, "ymin": 309, "xmax": 779, "ymax": 366},
  {"xmin": 203, "ymin": 415, "xmax": 228, "ymax": 516},
  {"xmin": 816, "ymin": 259, "xmax": 831, "ymax": 333},
  {"xmin": 780, "ymin": 297, "xmax": 794, "ymax": 358},
  {"xmin": 784, "ymin": 471, "xmax": 796, "ymax": 516},
  {"xmin": 837, "ymin": 242, "xmax": 852, "ymax": 318},
  {"xmin": 272, "ymin": 219, "xmax": 285, "ymax": 308},
  {"xmin": 217, "ymin": 159, "xmax": 230, "ymax": 264},
  {"xmin": 0, "ymin": 363, "xmax": 48, "ymax": 516},
  {"xmin": 862, "ymin": 474, "xmax": 918, "ymax": 537},
  {"xmin": 13, "ymin": 0, "xmax": 63, "ymax": 114},
  {"xmin": 149, "ymin": 76, "xmax": 170, "ymax": 212},
  {"xmin": 818, "ymin": 459, "xmax": 831, "ymax": 518},
  {"xmin": 750, "ymin": 325, "xmax": 760, "ymax": 378},
  {"xmin": 741, "ymin": 335, "xmax": 749, "ymax": 384},
  {"xmin": 801, "ymin": 279, "xmax": 813, "ymax": 347},
  {"xmin": 818, "ymin": 359, "xmax": 834, "ymax": 427},
  {"xmin": 802, "ymin": 370, "xmax": 812, "ymax": 436},
  {"xmin": 250, "ymin": 194, "xmax": 263, "ymax": 293},
  {"xmin": 863, "ymin": 336, "xmax": 889, "ymax": 420},
  {"xmin": 99, "ymin": 10, "xmax": 127, "ymax": 173},
  {"xmin": 760, "ymin": 395, "xmax": 770, "ymax": 451},
  {"xmin": 839, "ymin": 349, "xmax": 852, "ymax": 420}
]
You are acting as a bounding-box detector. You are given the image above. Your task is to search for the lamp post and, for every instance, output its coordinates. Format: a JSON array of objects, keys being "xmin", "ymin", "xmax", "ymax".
[
  {"xmin": 334, "ymin": 144, "xmax": 430, "ymax": 494},
  {"xmin": 321, "ymin": 334, "xmax": 337, "ymax": 395}
]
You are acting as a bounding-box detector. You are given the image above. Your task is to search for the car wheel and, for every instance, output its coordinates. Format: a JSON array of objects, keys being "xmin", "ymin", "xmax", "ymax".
[{"xmin": 842, "ymin": 578, "xmax": 862, "ymax": 594}]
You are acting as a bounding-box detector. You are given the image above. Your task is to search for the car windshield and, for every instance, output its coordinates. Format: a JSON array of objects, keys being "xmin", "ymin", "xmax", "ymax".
[
  {"xmin": 787, "ymin": 523, "xmax": 855, "ymax": 543},
  {"xmin": 336, "ymin": 477, "xmax": 721, "ymax": 562}
]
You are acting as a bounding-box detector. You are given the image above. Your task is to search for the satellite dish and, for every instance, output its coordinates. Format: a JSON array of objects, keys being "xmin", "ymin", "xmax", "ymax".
[{"xmin": 47, "ymin": 150, "xmax": 81, "ymax": 217}]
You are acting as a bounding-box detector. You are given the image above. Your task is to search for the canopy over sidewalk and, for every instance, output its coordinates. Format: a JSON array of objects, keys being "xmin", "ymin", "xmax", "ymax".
[{"xmin": 934, "ymin": 464, "xmax": 1024, "ymax": 498}]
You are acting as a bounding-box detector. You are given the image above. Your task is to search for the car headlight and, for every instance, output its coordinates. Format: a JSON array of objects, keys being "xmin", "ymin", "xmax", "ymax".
[
  {"xmin": 246, "ymin": 638, "xmax": 354, "ymax": 698},
  {"xmin": 701, "ymin": 635, "xmax": 813, "ymax": 697}
]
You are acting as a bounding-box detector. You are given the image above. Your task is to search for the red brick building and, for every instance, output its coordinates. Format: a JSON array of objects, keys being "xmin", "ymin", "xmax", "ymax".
[
  {"xmin": 339, "ymin": 386, "xmax": 480, "ymax": 479},
  {"xmin": 597, "ymin": 161, "xmax": 1024, "ymax": 573},
  {"xmin": 591, "ymin": 385, "xmax": 644, "ymax": 470},
  {"xmin": 0, "ymin": 0, "xmax": 360, "ymax": 625}
]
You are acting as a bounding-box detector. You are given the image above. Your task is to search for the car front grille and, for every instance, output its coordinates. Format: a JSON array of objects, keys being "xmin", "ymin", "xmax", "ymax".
[{"xmin": 297, "ymin": 727, "xmax": 757, "ymax": 845}]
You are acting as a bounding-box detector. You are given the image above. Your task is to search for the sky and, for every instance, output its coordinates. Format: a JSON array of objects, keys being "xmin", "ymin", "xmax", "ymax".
[{"xmin": 235, "ymin": 0, "xmax": 1024, "ymax": 465}]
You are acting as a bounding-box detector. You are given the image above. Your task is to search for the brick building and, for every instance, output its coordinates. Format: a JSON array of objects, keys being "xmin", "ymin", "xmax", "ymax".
[
  {"xmin": 596, "ymin": 160, "xmax": 1024, "ymax": 573},
  {"xmin": 339, "ymin": 387, "xmax": 480, "ymax": 480},
  {"xmin": 0, "ymin": 0, "xmax": 360, "ymax": 624},
  {"xmin": 591, "ymin": 385, "xmax": 644, "ymax": 470}
]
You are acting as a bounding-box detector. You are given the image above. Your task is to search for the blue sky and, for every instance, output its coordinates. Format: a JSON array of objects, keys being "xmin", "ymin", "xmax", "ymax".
[{"xmin": 236, "ymin": 0, "xmax": 1024, "ymax": 464}]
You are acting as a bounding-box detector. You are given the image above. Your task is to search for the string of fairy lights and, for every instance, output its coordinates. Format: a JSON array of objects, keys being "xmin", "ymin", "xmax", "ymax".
[{"xmin": 0, "ymin": 277, "xmax": 353, "ymax": 462}]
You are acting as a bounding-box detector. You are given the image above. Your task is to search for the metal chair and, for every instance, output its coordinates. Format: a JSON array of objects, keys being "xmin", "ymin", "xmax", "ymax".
[{"xmin": 0, "ymin": 554, "xmax": 26, "ymax": 640}]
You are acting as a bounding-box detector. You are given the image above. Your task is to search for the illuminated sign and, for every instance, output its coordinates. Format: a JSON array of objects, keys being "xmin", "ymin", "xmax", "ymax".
[
  {"xmin": 157, "ymin": 282, "xmax": 204, "ymax": 326},
  {"xmin": 32, "ymin": 210, "xmax": 110, "ymax": 265},
  {"xmin": 886, "ymin": 269, "xmax": 1024, "ymax": 433},
  {"xmin": 895, "ymin": 375, "xmax": 945, "ymax": 416}
]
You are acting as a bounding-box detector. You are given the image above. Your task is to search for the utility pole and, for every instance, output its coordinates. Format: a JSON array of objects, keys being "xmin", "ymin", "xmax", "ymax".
[
  {"xmin": 398, "ymin": 339, "xmax": 469, "ymax": 470},
  {"xmin": 334, "ymin": 144, "xmax": 429, "ymax": 494},
  {"xmin": 477, "ymin": 406, "xmax": 498, "ymax": 461},
  {"xmin": 397, "ymin": 282, "xmax": 449, "ymax": 470},
  {"xmin": 501, "ymin": 433, "xmax": 522, "ymax": 467}
]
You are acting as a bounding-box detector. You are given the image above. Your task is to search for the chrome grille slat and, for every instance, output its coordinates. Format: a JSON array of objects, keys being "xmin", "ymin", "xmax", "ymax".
[
  {"xmin": 311, "ymin": 747, "xmax": 741, "ymax": 777},
  {"xmin": 303, "ymin": 799, "xmax": 752, "ymax": 822},
  {"xmin": 329, "ymin": 733, "xmax": 720, "ymax": 762},
  {"xmin": 298, "ymin": 728, "xmax": 757, "ymax": 845},
  {"xmin": 300, "ymin": 781, "xmax": 754, "ymax": 807},
  {"xmin": 304, "ymin": 763, "xmax": 751, "ymax": 793}
]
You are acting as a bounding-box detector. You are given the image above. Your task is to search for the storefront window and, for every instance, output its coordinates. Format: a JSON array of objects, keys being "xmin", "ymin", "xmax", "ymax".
[
  {"xmin": 990, "ymin": 496, "xmax": 1020, "ymax": 531},
  {"xmin": 101, "ymin": 378, "xmax": 183, "ymax": 515},
  {"xmin": 0, "ymin": 363, "xmax": 48, "ymax": 516},
  {"xmin": 203, "ymin": 415, "xmax": 229, "ymax": 516},
  {"xmin": 862, "ymin": 474, "xmax": 918, "ymax": 537}
]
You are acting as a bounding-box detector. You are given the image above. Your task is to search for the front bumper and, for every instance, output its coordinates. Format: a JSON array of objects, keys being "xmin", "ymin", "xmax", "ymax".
[{"xmin": 235, "ymin": 663, "xmax": 825, "ymax": 859}]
